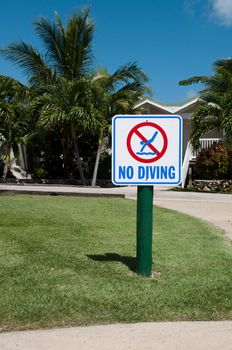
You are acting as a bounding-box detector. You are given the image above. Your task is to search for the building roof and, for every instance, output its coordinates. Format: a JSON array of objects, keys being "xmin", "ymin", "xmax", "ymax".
[{"xmin": 134, "ymin": 97, "xmax": 199, "ymax": 114}]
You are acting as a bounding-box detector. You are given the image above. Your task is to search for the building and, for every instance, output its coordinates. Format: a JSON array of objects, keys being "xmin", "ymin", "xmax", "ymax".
[{"xmin": 134, "ymin": 97, "xmax": 223, "ymax": 186}]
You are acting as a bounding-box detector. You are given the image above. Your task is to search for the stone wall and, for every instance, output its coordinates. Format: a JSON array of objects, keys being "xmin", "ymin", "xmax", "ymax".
[{"xmin": 190, "ymin": 180, "xmax": 232, "ymax": 192}]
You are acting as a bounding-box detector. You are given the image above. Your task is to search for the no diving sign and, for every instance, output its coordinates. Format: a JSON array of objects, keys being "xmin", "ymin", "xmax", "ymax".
[{"xmin": 112, "ymin": 115, "xmax": 182, "ymax": 185}]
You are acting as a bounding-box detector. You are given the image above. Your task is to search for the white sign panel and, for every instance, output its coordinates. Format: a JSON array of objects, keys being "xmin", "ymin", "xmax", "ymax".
[{"xmin": 112, "ymin": 115, "xmax": 182, "ymax": 185}]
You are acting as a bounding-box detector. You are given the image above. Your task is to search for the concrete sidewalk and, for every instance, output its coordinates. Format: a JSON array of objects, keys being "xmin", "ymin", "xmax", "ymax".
[
  {"xmin": 0, "ymin": 183, "xmax": 172, "ymax": 196},
  {"xmin": 0, "ymin": 183, "xmax": 127, "ymax": 197},
  {"xmin": 1, "ymin": 321, "xmax": 232, "ymax": 350}
]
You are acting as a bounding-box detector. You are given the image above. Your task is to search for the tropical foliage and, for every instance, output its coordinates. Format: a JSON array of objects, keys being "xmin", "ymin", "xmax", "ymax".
[
  {"xmin": 0, "ymin": 7, "xmax": 149, "ymax": 183},
  {"xmin": 194, "ymin": 141, "xmax": 231, "ymax": 180},
  {"xmin": 0, "ymin": 75, "xmax": 30, "ymax": 179},
  {"xmin": 90, "ymin": 64, "xmax": 149, "ymax": 186},
  {"xmin": 179, "ymin": 58, "xmax": 232, "ymax": 149}
]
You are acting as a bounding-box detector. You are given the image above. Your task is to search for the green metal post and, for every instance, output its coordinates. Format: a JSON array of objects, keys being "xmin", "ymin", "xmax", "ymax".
[{"xmin": 136, "ymin": 186, "xmax": 154, "ymax": 276}]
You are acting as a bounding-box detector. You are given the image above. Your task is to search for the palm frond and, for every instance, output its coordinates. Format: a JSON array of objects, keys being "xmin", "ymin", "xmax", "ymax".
[
  {"xmin": 65, "ymin": 7, "xmax": 94, "ymax": 79},
  {"xmin": 105, "ymin": 62, "xmax": 149, "ymax": 91},
  {"xmin": 54, "ymin": 12, "xmax": 65, "ymax": 37},
  {"xmin": 215, "ymin": 58, "xmax": 232, "ymax": 73},
  {"xmin": 179, "ymin": 76, "xmax": 209, "ymax": 86},
  {"xmin": 34, "ymin": 16, "xmax": 65, "ymax": 73},
  {"xmin": 0, "ymin": 42, "xmax": 52, "ymax": 83}
]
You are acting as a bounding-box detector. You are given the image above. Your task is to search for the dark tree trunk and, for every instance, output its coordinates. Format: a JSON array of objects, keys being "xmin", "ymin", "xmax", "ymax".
[
  {"xmin": 73, "ymin": 139, "xmax": 86, "ymax": 186},
  {"xmin": 71, "ymin": 126, "xmax": 86, "ymax": 185},
  {"xmin": 2, "ymin": 163, "xmax": 8, "ymax": 180},
  {"xmin": 62, "ymin": 136, "xmax": 73, "ymax": 178}
]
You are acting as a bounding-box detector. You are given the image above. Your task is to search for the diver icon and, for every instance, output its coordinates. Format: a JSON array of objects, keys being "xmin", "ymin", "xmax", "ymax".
[{"xmin": 138, "ymin": 131, "xmax": 158, "ymax": 154}]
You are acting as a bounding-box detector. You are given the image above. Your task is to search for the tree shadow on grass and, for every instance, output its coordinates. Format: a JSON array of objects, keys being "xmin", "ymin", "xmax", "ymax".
[{"xmin": 87, "ymin": 253, "xmax": 136, "ymax": 272}]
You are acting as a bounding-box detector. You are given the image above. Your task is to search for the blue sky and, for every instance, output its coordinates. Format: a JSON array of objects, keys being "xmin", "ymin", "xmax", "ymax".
[{"xmin": 0, "ymin": 0, "xmax": 232, "ymax": 103}]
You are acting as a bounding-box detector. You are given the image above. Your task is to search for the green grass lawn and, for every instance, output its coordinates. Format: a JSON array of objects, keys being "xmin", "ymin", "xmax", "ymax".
[{"xmin": 0, "ymin": 195, "xmax": 232, "ymax": 331}]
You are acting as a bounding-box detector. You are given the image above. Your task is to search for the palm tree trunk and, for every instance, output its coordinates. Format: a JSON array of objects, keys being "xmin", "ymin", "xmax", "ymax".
[
  {"xmin": 73, "ymin": 140, "xmax": 86, "ymax": 186},
  {"xmin": 2, "ymin": 147, "xmax": 10, "ymax": 181},
  {"xmin": 18, "ymin": 144, "xmax": 27, "ymax": 171},
  {"xmin": 91, "ymin": 128, "xmax": 105, "ymax": 187},
  {"xmin": 2, "ymin": 163, "xmax": 8, "ymax": 180},
  {"xmin": 91, "ymin": 139, "xmax": 104, "ymax": 187},
  {"xmin": 70, "ymin": 126, "xmax": 86, "ymax": 186},
  {"xmin": 61, "ymin": 132, "xmax": 74, "ymax": 179}
]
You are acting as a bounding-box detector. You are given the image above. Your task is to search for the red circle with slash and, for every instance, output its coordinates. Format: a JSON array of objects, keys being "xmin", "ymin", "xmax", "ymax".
[{"xmin": 126, "ymin": 122, "xmax": 168, "ymax": 163}]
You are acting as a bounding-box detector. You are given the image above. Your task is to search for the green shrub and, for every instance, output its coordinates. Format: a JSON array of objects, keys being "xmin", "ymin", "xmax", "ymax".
[{"xmin": 194, "ymin": 141, "xmax": 231, "ymax": 180}]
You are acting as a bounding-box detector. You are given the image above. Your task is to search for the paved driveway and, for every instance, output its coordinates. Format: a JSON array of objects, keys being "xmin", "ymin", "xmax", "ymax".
[
  {"xmin": 155, "ymin": 191, "xmax": 232, "ymax": 241},
  {"xmin": 124, "ymin": 188, "xmax": 232, "ymax": 241}
]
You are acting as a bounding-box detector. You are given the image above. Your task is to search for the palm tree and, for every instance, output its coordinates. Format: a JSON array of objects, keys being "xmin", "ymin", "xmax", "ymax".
[
  {"xmin": 1, "ymin": 8, "xmax": 94, "ymax": 85},
  {"xmin": 1, "ymin": 8, "xmax": 150, "ymax": 184},
  {"xmin": 90, "ymin": 63, "xmax": 149, "ymax": 186},
  {"xmin": 179, "ymin": 58, "xmax": 232, "ymax": 148},
  {"xmin": 0, "ymin": 75, "xmax": 29, "ymax": 179},
  {"xmin": 1, "ymin": 8, "xmax": 95, "ymax": 182},
  {"xmin": 35, "ymin": 77, "xmax": 101, "ymax": 184}
]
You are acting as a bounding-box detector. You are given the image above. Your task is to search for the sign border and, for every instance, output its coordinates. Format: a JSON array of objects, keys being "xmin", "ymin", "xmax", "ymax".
[{"xmin": 112, "ymin": 115, "xmax": 183, "ymax": 186}]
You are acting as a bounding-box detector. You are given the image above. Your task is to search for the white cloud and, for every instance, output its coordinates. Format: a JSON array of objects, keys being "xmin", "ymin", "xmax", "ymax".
[
  {"xmin": 210, "ymin": 0, "xmax": 232, "ymax": 26},
  {"xmin": 184, "ymin": 0, "xmax": 232, "ymax": 26}
]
